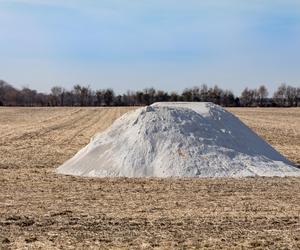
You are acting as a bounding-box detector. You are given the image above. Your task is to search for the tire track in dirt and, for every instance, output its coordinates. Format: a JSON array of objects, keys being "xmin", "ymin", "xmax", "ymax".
[
  {"xmin": 61, "ymin": 108, "xmax": 112, "ymax": 146},
  {"xmin": 60, "ymin": 107, "xmax": 135, "ymax": 147},
  {"xmin": 1, "ymin": 109, "xmax": 94, "ymax": 144},
  {"xmin": 0, "ymin": 108, "xmax": 81, "ymax": 141},
  {"xmin": 0, "ymin": 107, "xmax": 135, "ymax": 169}
]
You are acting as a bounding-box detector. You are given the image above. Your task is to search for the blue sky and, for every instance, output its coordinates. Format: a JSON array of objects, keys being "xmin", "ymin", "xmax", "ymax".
[{"xmin": 0, "ymin": 0, "xmax": 300, "ymax": 94}]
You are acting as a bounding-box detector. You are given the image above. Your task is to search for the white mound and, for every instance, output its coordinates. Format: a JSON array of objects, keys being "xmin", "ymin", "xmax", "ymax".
[{"xmin": 56, "ymin": 102, "xmax": 300, "ymax": 177}]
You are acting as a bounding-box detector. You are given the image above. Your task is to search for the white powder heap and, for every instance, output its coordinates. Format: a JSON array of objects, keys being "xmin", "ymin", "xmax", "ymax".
[{"xmin": 56, "ymin": 102, "xmax": 300, "ymax": 177}]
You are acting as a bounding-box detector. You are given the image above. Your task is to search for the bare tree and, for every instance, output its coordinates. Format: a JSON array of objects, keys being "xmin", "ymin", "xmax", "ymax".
[
  {"xmin": 73, "ymin": 85, "xmax": 82, "ymax": 106},
  {"xmin": 221, "ymin": 90, "xmax": 235, "ymax": 107},
  {"xmin": 273, "ymin": 84, "xmax": 287, "ymax": 106},
  {"xmin": 240, "ymin": 88, "xmax": 252, "ymax": 107},
  {"xmin": 0, "ymin": 78, "xmax": 298, "ymax": 107},
  {"xmin": 170, "ymin": 92, "xmax": 179, "ymax": 102},
  {"xmin": 257, "ymin": 85, "xmax": 268, "ymax": 106},
  {"xmin": 103, "ymin": 89, "xmax": 115, "ymax": 106},
  {"xmin": 51, "ymin": 86, "xmax": 66, "ymax": 106},
  {"xmin": 96, "ymin": 90, "xmax": 104, "ymax": 106},
  {"xmin": 0, "ymin": 80, "xmax": 19, "ymax": 106}
]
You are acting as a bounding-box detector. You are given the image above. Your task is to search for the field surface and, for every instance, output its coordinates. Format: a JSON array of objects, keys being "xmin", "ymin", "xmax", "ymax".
[{"xmin": 0, "ymin": 107, "xmax": 300, "ymax": 249}]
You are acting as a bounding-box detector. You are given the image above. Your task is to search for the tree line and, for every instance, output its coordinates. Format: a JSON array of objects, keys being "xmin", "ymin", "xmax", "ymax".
[{"xmin": 0, "ymin": 80, "xmax": 299, "ymax": 107}]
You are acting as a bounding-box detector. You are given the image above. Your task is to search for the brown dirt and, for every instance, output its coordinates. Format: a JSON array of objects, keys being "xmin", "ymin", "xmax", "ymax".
[{"xmin": 0, "ymin": 107, "xmax": 300, "ymax": 249}]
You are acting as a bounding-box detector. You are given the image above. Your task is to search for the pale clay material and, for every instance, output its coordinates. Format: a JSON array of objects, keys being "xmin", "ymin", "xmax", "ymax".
[{"xmin": 57, "ymin": 102, "xmax": 300, "ymax": 177}]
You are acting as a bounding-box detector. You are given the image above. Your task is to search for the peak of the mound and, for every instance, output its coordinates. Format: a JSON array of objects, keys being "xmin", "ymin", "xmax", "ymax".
[{"xmin": 56, "ymin": 102, "xmax": 300, "ymax": 177}]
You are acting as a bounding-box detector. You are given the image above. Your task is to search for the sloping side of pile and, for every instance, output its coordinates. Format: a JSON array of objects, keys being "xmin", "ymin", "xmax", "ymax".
[{"xmin": 56, "ymin": 102, "xmax": 300, "ymax": 177}]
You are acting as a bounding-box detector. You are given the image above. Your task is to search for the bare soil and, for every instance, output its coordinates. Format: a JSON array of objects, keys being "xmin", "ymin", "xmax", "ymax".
[{"xmin": 0, "ymin": 107, "xmax": 299, "ymax": 249}]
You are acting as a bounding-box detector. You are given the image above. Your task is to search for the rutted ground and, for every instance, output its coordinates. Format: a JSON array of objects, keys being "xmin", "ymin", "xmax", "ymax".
[
  {"xmin": 0, "ymin": 107, "xmax": 136, "ymax": 169},
  {"xmin": 0, "ymin": 107, "xmax": 300, "ymax": 249}
]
